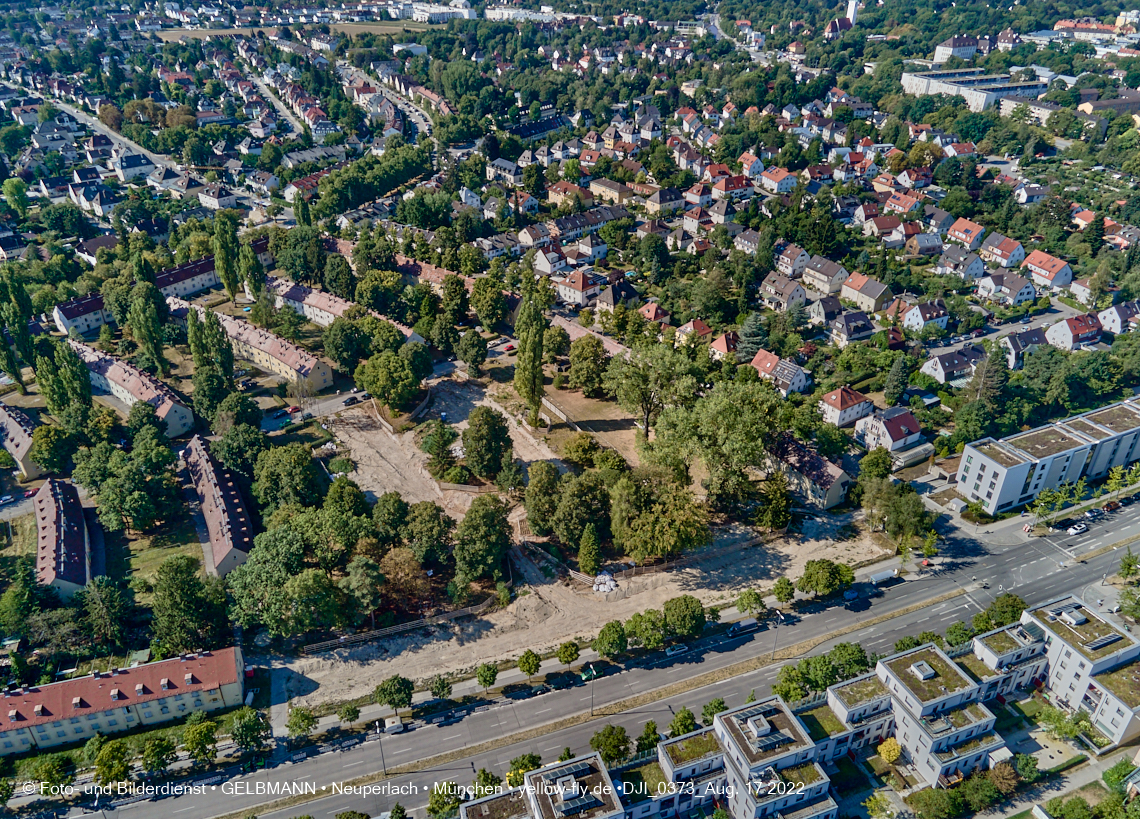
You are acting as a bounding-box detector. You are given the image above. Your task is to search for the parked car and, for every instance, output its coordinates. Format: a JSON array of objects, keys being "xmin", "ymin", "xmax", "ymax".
[
  {"xmin": 504, "ymin": 344, "xmax": 515, "ymax": 352},
  {"xmin": 24, "ymin": 489, "xmax": 36, "ymax": 498},
  {"xmin": 664, "ymin": 644, "xmax": 689, "ymax": 657},
  {"xmin": 1020, "ymin": 316, "xmax": 1032, "ymax": 324},
  {"xmin": 1066, "ymin": 522, "xmax": 1089, "ymax": 535},
  {"xmin": 287, "ymin": 406, "xmax": 302, "ymax": 414},
  {"xmin": 1103, "ymin": 501, "xmax": 1122, "ymax": 513},
  {"xmin": 272, "ymin": 409, "xmax": 289, "ymax": 419}
]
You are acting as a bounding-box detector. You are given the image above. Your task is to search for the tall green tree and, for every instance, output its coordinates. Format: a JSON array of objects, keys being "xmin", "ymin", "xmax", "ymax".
[
  {"xmin": 213, "ymin": 211, "xmax": 240, "ymax": 301},
  {"xmin": 239, "ymin": 241, "xmax": 265, "ymax": 294},
  {"xmin": 151, "ymin": 555, "xmax": 227, "ymax": 654},
  {"xmin": 513, "ymin": 281, "xmax": 546, "ymax": 423},
  {"xmin": 127, "ymin": 281, "xmax": 168, "ymax": 375},
  {"xmin": 604, "ymin": 344, "xmax": 698, "ymax": 433}
]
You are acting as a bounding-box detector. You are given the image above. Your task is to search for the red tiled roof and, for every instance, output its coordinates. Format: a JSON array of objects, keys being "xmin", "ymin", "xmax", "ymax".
[{"xmin": 822, "ymin": 386, "xmax": 869, "ymax": 411}]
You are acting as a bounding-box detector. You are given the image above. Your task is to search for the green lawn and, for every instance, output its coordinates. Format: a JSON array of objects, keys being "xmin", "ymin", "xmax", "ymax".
[
  {"xmin": 1013, "ymin": 698, "xmax": 1044, "ymax": 721},
  {"xmin": 830, "ymin": 757, "xmax": 870, "ymax": 792}
]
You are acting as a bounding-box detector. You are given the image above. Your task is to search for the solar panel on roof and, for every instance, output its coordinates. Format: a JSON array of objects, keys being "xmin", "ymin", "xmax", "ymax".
[
  {"xmin": 545, "ymin": 762, "xmax": 591, "ymax": 781},
  {"xmin": 753, "ymin": 732, "xmax": 791, "ymax": 752},
  {"xmin": 560, "ymin": 796, "xmax": 600, "ymax": 816},
  {"xmin": 1084, "ymin": 634, "xmax": 1122, "ymax": 651},
  {"xmin": 1022, "ymin": 622, "xmax": 1045, "ymax": 641}
]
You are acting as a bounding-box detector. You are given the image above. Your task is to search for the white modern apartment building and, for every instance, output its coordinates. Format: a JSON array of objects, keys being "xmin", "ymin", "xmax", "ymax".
[{"xmin": 957, "ymin": 397, "xmax": 1140, "ymax": 513}]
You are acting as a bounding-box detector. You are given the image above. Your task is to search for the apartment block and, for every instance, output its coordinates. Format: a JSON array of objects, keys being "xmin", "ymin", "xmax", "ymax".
[
  {"xmin": 0, "ymin": 648, "xmax": 244, "ymax": 755},
  {"xmin": 900, "ymin": 68, "xmax": 1048, "ymax": 113},
  {"xmin": 167, "ymin": 298, "xmax": 334, "ymax": 392},
  {"xmin": 183, "ymin": 435, "xmax": 254, "ymax": 577},
  {"xmin": 34, "ymin": 479, "xmax": 100, "ymax": 601},
  {"xmin": 259, "ymin": 276, "xmax": 423, "ymax": 343},
  {"xmin": 0, "ymin": 400, "xmax": 43, "ymax": 480},
  {"xmin": 69, "ymin": 341, "xmax": 194, "ymax": 438},
  {"xmin": 957, "ymin": 397, "xmax": 1140, "ymax": 512}
]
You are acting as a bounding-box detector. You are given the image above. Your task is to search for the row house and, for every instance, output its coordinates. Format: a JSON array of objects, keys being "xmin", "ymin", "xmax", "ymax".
[
  {"xmin": 841, "ymin": 273, "xmax": 891, "ymax": 312},
  {"xmin": 0, "ymin": 400, "xmax": 41, "ymax": 480},
  {"xmin": 803, "ymin": 256, "xmax": 848, "ymax": 295},
  {"xmin": 183, "ymin": 435, "xmax": 254, "ymax": 577}
]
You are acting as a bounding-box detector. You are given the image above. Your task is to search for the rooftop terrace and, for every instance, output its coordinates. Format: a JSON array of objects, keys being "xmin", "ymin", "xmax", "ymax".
[
  {"xmin": 1094, "ymin": 661, "xmax": 1140, "ymax": 709},
  {"xmin": 663, "ymin": 729, "xmax": 723, "ymax": 766},
  {"xmin": 462, "ymin": 790, "xmax": 531, "ymax": 819},
  {"xmin": 1030, "ymin": 601, "xmax": 1132, "ymax": 661},
  {"xmin": 832, "ymin": 675, "xmax": 889, "ymax": 708},
  {"xmin": 934, "ymin": 731, "xmax": 1002, "ymax": 763},
  {"xmin": 975, "ymin": 442, "xmax": 1025, "ymax": 469},
  {"xmin": 615, "ymin": 761, "xmax": 666, "ymax": 806},
  {"xmin": 1008, "ymin": 426, "xmax": 1085, "ymax": 459},
  {"xmin": 797, "ymin": 705, "xmax": 846, "ymax": 741},
  {"xmin": 955, "ymin": 653, "xmax": 998, "ymax": 682},
  {"xmin": 1082, "ymin": 403, "xmax": 1140, "ymax": 435},
  {"xmin": 1065, "ymin": 418, "xmax": 1111, "ymax": 441},
  {"xmin": 982, "ymin": 631, "xmax": 1019, "ymax": 654},
  {"xmin": 719, "ymin": 700, "xmax": 812, "ymax": 768},
  {"xmin": 884, "ymin": 648, "xmax": 973, "ymax": 702}
]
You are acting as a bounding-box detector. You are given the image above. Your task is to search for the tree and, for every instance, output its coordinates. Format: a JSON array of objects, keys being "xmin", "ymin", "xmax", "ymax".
[
  {"xmin": 453, "ymin": 494, "xmax": 510, "ymax": 584},
  {"xmin": 513, "ymin": 285, "xmax": 546, "ymax": 422},
  {"xmin": 518, "ymin": 649, "xmax": 541, "ymax": 683},
  {"xmin": 339, "ymin": 555, "xmax": 385, "ymax": 627},
  {"xmin": 756, "ymin": 471, "xmax": 792, "ymax": 531},
  {"xmin": 94, "ymin": 739, "xmax": 133, "ymax": 786},
  {"xmin": 959, "ymin": 773, "xmax": 1000, "ymax": 813},
  {"xmin": 287, "ymin": 706, "xmax": 318, "ymax": 739},
  {"xmin": 127, "ymin": 282, "xmax": 168, "ymax": 374},
  {"xmin": 604, "ymin": 344, "xmax": 698, "ymax": 434},
  {"xmin": 668, "ymin": 707, "xmax": 698, "ymax": 738},
  {"xmin": 463, "ymin": 406, "xmax": 511, "ymax": 479},
  {"xmin": 558, "ymin": 641, "xmax": 580, "ymax": 669},
  {"xmin": 231, "ymin": 706, "xmax": 270, "ymax": 753},
  {"xmin": 374, "ymin": 675, "xmax": 415, "ymax": 712},
  {"xmin": 773, "ymin": 577, "xmax": 795, "ymax": 604},
  {"xmin": 152, "ymin": 555, "xmax": 227, "ymax": 654},
  {"xmin": 192, "ymin": 366, "xmax": 229, "ymax": 422},
  {"xmin": 457, "ymin": 330, "xmax": 488, "ymax": 374},
  {"xmin": 240, "ymin": 241, "xmax": 265, "ymax": 293},
  {"xmin": 214, "ymin": 211, "xmax": 240, "ymax": 301},
  {"xmin": 29, "ymin": 425, "xmax": 76, "ymax": 473},
  {"xmin": 141, "ymin": 735, "xmax": 177, "ymax": 776},
  {"xmin": 428, "ymin": 782, "xmax": 462, "ymax": 819},
  {"xmin": 1121, "ymin": 546, "xmax": 1139, "ymax": 584},
  {"xmin": 253, "ymin": 443, "xmax": 325, "ymax": 513},
  {"xmin": 864, "ymin": 793, "xmax": 894, "ymax": 819},
  {"xmin": 212, "ymin": 392, "xmax": 261, "ymax": 435},
  {"xmin": 324, "ymin": 254, "xmax": 356, "ymax": 300},
  {"xmin": 1104, "ymin": 759, "xmax": 1135, "ymax": 792},
  {"xmin": 403, "ymin": 501, "xmax": 454, "ymax": 566},
  {"xmin": 877, "ymin": 737, "xmax": 902, "ymax": 764},
  {"xmin": 525, "ymin": 461, "xmax": 561, "ymax": 536},
  {"xmin": 884, "ymin": 357, "xmax": 908, "ymax": 405},
  {"xmin": 552, "ymin": 471, "xmax": 611, "ymax": 547},
  {"xmin": 337, "ymin": 703, "xmax": 361, "ymax": 725},
  {"xmin": 1038, "ymin": 705, "xmax": 1082, "ymax": 739},
  {"xmin": 355, "ymin": 350, "xmax": 419, "ymax": 411},
  {"xmin": 476, "ymin": 662, "xmax": 498, "ymax": 693},
  {"xmin": 568, "ymin": 336, "xmax": 608, "ymax": 397},
  {"xmin": 626, "ymin": 609, "xmax": 666, "ymax": 650},
  {"xmin": 506, "ymin": 753, "xmax": 543, "ymax": 787},
  {"xmin": 34, "ymin": 756, "xmax": 74, "ymax": 789},
  {"xmin": 2, "ymin": 178, "xmax": 28, "ymax": 218},
  {"xmin": 473, "ymin": 768, "xmax": 502, "ymax": 798},
  {"xmin": 471, "ymin": 275, "xmax": 507, "ymax": 329},
  {"xmin": 593, "ymin": 620, "xmax": 627, "ymax": 658},
  {"xmin": 76, "ymin": 576, "xmax": 128, "ymax": 647},
  {"xmin": 796, "ymin": 560, "xmax": 851, "ymax": 597},
  {"xmin": 1015, "ymin": 753, "xmax": 1040, "ymax": 784},
  {"xmin": 578, "ymin": 523, "xmax": 602, "ymax": 575},
  {"xmin": 946, "ymin": 621, "xmax": 974, "ymax": 647},
  {"xmin": 183, "ymin": 719, "xmax": 218, "ymax": 765},
  {"xmin": 213, "ymin": 424, "xmax": 269, "ymax": 479},
  {"xmin": 663, "ymin": 595, "xmax": 706, "ymax": 639},
  {"xmin": 429, "ymin": 675, "xmax": 453, "ymax": 700},
  {"xmin": 295, "ymin": 194, "xmax": 312, "ymax": 227},
  {"xmin": 702, "ymin": 698, "xmax": 727, "ymax": 726},
  {"xmin": 590, "ymin": 725, "xmax": 631, "ymax": 764},
  {"xmin": 736, "ymin": 589, "xmax": 766, "ymax": 617}
]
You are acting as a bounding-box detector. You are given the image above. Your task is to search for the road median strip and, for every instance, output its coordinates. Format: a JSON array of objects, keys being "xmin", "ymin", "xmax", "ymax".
[{"xmin": 205, "ymin": 586, "xmax": 967, "ymax": 819}]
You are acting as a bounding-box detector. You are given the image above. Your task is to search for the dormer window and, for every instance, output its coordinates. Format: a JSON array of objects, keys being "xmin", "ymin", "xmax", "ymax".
[
  {"xmin": 160, "ymin": 678, "xmax": 171, "ymax": 690},
  {"xmin": 110, "ymin": 689, "xmax": 121, "ymax": 701}
]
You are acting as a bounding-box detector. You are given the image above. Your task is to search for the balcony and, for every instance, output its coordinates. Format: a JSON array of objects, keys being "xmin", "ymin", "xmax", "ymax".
[
  {"xmin": 777, "ymin": 794, "xmax": 838, "ymax": 819},
  {"xmin": 933, "ymin": 732, "xmax": 1003, "ymax": 764}
]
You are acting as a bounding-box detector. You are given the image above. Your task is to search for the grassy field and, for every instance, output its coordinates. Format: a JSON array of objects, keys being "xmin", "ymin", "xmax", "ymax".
[
  {"xmin": 103, "ymin": 523, "xmax": 206, "ymax": 604},
  {"xmin": 0, "ymin": 512, "xmax": 36, "ymax": 578}
]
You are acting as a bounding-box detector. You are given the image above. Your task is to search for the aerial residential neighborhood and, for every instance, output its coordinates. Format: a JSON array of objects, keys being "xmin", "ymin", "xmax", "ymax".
[{"xmin": 4, "ymin": 2, "xmax": 1140, "ymax": 819}]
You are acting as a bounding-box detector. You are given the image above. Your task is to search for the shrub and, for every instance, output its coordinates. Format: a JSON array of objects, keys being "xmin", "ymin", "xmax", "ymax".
[
  {"xmin": 443, "ymin": 465, "xmax": 473, "ymax": 484},
  {"xmin": 553, "ymin": 373, "xmax": 566, "ymax": 390},
  {"xmin": 329, "ymin": 457, "xmax": 353, "ymax": 474}
]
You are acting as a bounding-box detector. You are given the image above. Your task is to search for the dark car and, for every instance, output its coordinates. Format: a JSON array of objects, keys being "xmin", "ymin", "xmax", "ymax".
[
  {"xmin": 343, "ymin": 395, "xmax": 360, "ymax": 406},
  {"xmin": 272, "ymin": 409, "xmax": 289, "ymax": 419}
]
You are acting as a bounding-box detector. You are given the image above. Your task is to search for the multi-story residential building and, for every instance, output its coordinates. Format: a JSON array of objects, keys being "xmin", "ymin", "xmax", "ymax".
[
  {"xmin": 34, "ymin": 479, "xmax": 98, "ymax": 602},
  {"xmin": 1022, "ymin": 250, "xmax": 1073, "ymax": 289},
  {"xmin": 0, "ymin": 647, "xmax": 245, "ymax": 756},
  {"xmin": 830, "ymin": 311, "xmax": 875, "ymax": 348},
  {"xmin": 1099, "ymin": 301, "xmax": 1140, "ymax": 335},
  {"xmin": 802, "ymin": 256, "xmax": 848, "ymax": 295},
  {"xmin": 70, "ymin": 341, "xmax": 194, "ymax": 438},
  {"xmin": 900, "ymin": 68, "xmax": 1047, "ymax": 113},
  {"xmin": 184, "ymin": 435, "xmax": 254, "ymax": 577},
  {"xmin": 759, "ymin": 273, "xmax": 807, "ymax": 313},
  {"xmin": 1046, "ymin": 314, "xmax": 1102, "ymax": 350},
  {"xmin": 258, "ymin": 276, "xmax": 422, "ymax": 343},
  {"xmin": 167, "ymin": 299, "xmax": 333, "ymax": 391},
  {"xmin": 818, "ymin": 386, "xmax": 873, "ymax": 428},
  {"xmin": 0, "ymin": 400, "xmax": 42, "ymax": 480},
  {"xmin": 933, "ymin": 35, "xmax": 979, "ymax": 63},
  {"xmin": 935, "ymin": 248, "xmax": 986, "ymax": 280},
  {"xmin": 840, "ymin": 273, "xmax": 891, "ymax": 312},
  {"xmin": 1001, "ymin": 327, "xmax": 1047, "ymax": 369},
  {"xmin": 759, "ymin": 167, "xmax": 797, "ymax": 194},
  {"xmin": 979, "ymin": 233, "xmax": 1025, "ymax": 268},
  {"xmin": 947, "ymin": 218, "xmax": 986, "ymax": 250},
  {"xmin": 957, "ymin": 397, "xmax": 1140, "ymax": 512},
  {"xmin": 775, "ymin": 242, "xmax": 810, "ymax": 278},
  {"xmin": 902, "ymin": 300, "xmax": 949, "ymax": 333},
  {"xmin": 977, "ymin": 273, "xmax": 1036, "ymax": 307},
  {"xmin": 855, "ymin": 407, "xmax": 922, "ymax": 452}
]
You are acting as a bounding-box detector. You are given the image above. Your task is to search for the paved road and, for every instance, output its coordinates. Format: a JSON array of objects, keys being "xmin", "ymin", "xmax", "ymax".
[
  {"xmin": 249, "ymin": 73, "xmax": 305, "ymax": 136},
  {"xmin": 71, "ymin": 501, "xmax": 1140, "ymax": 819},
  {"xmin": 924, "ymin": 298, "xmax": 1085, "ymax": 361},
  {"xmin": 38, "ymin": 95, "xmax": 178, "ymax": 173}
]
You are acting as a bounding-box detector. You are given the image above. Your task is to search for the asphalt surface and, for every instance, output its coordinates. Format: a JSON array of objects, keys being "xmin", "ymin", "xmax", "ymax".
[
  {"xmin": 59, "ymin": 501, "xmax": 1140, "ymax": 819},
  {"xmin": 924, "ymin": 298, "xmax": 1085, "ymax": 360}
]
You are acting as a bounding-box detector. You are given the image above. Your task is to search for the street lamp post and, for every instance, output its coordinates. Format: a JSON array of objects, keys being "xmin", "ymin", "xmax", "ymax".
[
  {"xmin": 770, "ymin": 619, "xmax": 779, "ymax": 661},
  {"xmin": 375, "ymin": 721, "xmax": 387, "ymax": 776}
]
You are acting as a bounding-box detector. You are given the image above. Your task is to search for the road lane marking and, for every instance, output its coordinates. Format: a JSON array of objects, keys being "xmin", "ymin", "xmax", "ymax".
[
  {"xmin": 441, "ymin": 734, "xmax": 462, "ymax": 741},
  {"xmin": 343, "ymin": 760, "xmax": 366, "ymax": 768},
  {"xmin": 536, "ymin": 708, "xmax": 552, "ymax": 714}
]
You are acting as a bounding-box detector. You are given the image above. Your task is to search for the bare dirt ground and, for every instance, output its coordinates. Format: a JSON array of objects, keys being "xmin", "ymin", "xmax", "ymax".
[
  {"xmin": 328, "ymin": 377, "xmax": 564, "ymax": 520},
  {"xmin": 542, "ymin": 387, "xmax": 642, "ymax": 467},
  {"xmin": 281, "ymin": 512, "xmax": 888, "ymax": 709}
]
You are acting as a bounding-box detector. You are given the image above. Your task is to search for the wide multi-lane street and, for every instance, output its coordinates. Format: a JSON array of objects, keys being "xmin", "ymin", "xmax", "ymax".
[{"xmin": 80, "ymin": 500, "xmax": 1140, "ymax": 819}]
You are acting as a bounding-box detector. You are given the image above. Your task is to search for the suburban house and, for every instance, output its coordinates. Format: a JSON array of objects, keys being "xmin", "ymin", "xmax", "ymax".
[
  {"xmin": 977, "ymin": 273, "xmax": 1036, "ymax": 307},
  {"xmin": 750, "ymin": 350, "xmax": 810, "ymax": 396},
  {"xmin": 769, "ymin": 434, "xmax": 851, "ymax": 509},
  {"xmin": 1046, "ymin": 313, "xmax": 1102, "ymax": 350},
  {"xmin": 809, "ymin": 296, "xmax": 843, "ymax": 326},
  {"xmin": 34, "ymin": 479, "xmax": 100, "ymax": 601},
  {"xmin": 555, "ymin": 270, "xmax": 601, "ymax": 306},
  {"xmin": 905, "ymin": 234, "xmax": 943, "ymax": 257},
  {"xmin": 902, "ymin": 300, "xmax": 950, "ymax": 333},
  {"xmin": 818, "ymin": 386, "xmax": 874, "ymax": 428},
  {"xmin": 1021, "ymin": 250, "xmax": 1073, "ymax": 289},
  {"xmin": 676, "ymin": 318, "xmax": 714, "ymax": 346},
  {"xmin": 759, "ymin": 273, "xmax": 807, "ymax": 312},
  {"xmin": 920, "ymin": 345, "xmax": 986, "ymax": 384},
  {"xmin": 978, "ymin": 233, "xmax": 1025, "ymax": 268},
  {"xmin": 803, "ymin": 256, "xmax": 849, "ymax": 295},
  {"xmin": 1099, "ymin": 301, "xmax": 1140, "ymax": 335},
  {"xmin": 947, "ymin": 217, "xmax": 985, "ymax": 250},
  {"xmin": 831, "ymin": 311, "xmax": 875, "ymax": 348},
  {"xmin": 935, "ymin": 247, "xmax": 986, "ymax": 280},
  {"xmin": 487, "ymin": 158, "xmax": 522, "ymax": 186},
  {"xmin": 710, "ymin": 332, "xmax": 739, "ymax": 361},
  {"xmin": 596, "ymin": 279, "xmax": 640, "ymax": 313},
  {"xmin": 775, "ymin": 242, "xmax": 811, "ymax": 278},
  {"xmin": 760, "ymin": 167, "xmax": 797, "ymax": 193},
  {"xmin": 1000, "ymin": 327, "xmax": 1048, "ymax": 369},
  {"xmin": 840, "ymin": 273, "xmax": 891, "ymax": 312},
  {"xmin": 855, "ymin": 407, "xmax": 923, "ymax": 452},
  {"xmin": 199, "ymin": 183, "xmax": 238, "ymax": 210}
]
